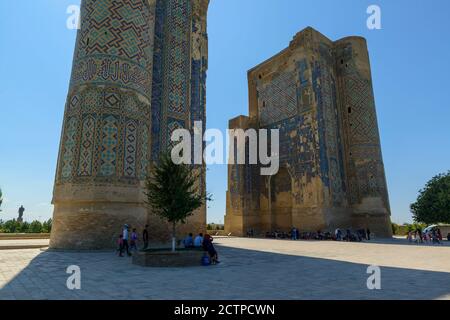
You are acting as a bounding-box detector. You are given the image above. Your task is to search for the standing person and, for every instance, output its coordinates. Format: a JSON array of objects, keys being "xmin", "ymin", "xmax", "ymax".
[
  {"xmin": 437, "ymin": 228, "xmax": 443, "ymax": 241},
  {"xmin": 291, "ymin": 227, "xmax": 297, "ymax": 240},
  {"xmin": 142, "ymin": 225, "xmax": 149, "ymax": 250},
  {"xmin": 194, "ymin": 233, "xmax": 203, "ymax": 247},
  {"xmin": 117, "ymin": 234, "xmax": 124, "ymax": 257},
  {"xmin": 432, "ymin": 230, "xmax": 440, "ymax": 244},
  {"xmin": 425, "ymin": 231, "xmax": 431, "ymax": 244},
  {"xmin": 121, "ymin": 224, "xmax": 131, "ymax": 256},
  {"xmin": 418, "ymin": 229, "xmax": 423, "ymax": 243},
  {"xmin": 366, "ymin": 228, "xmax": 371, "ymax": 241},
  {"xmin": 130, "ymin": 228, "xmax": 138, "ymax": 252}
]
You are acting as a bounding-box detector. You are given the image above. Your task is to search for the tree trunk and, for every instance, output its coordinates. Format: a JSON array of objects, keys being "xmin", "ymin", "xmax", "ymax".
[{"xmin": 171, "ymin": 221, "xmax": 176, "ymax": 252}]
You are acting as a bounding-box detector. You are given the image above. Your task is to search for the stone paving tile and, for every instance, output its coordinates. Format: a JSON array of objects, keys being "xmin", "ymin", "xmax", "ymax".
[
  {"xmin": 0, "ymin": 239, "xmax": 449, "ymax": 300},
  {"xmin": 0, "ymin": 239, "xmax": 49, "ymax": 249}
]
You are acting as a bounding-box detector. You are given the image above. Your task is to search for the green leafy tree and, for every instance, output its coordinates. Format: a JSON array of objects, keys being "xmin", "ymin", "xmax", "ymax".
[
  {"xmin": 0, "ymin": 218, "xmax": 51, "ymax": 233},
  {"xmin": 391, "ymin": 223, "xmax": 399, "ymax": 235},
  {"xmin": 19, "ymin": 221, "xmax": 30, "ymax": 233},
  {"xmin": 42, "ymin": 219, "xmax": 52, "ymax": 233},
  {"xmin": 413, "ymin": 222, "xmax": 426, "ymax": 233},
  {"xmin": 411, "ymin": 171, "xmax": 450, "ymax": 224},
  {"xmin": 0, "ymin": 188, "xmax": 3, "ymax": 212},
  {"xmin": 29, "ymin": 221, "xmax": 43, "ymax": 233},
  {"xmin": 145, "ymin": 154, "xmax": 210, "ymax": 252},
  {"xmin": 3, "ymin": 219, "xmax": 19, "ymax": 233}
]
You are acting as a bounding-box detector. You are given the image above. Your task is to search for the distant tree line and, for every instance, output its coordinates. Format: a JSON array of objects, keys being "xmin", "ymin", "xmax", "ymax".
[
  {"xmin": 0, "ymin": 219, "xmax": 52, "ymax": 233},
  {"xmin": 391, "ymin": 222, "xmax": 428, "ymax": 236},
  {"xmin": 207, "ymin": 223, "xmax": 224, "ymax": 231}
]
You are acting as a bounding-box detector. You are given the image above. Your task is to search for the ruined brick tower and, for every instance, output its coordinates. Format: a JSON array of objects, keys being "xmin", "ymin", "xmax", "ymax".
[
  {"xmin": 225, "ymin": 27, "xmax": 392, "ymax": 238},
  {"xmin": 51, "ymin": 0, "xmax": 209, "ymax": 249}
]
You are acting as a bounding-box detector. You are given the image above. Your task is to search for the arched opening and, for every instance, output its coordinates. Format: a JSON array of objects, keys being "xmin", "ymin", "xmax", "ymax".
[{"xmin": 269, "ymin": 167, "xmax": 293, "ymax": 232}]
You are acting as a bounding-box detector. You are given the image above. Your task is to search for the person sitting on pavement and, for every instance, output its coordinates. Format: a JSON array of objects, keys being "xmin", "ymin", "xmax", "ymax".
[{"xmin": 202, "ymin": 234, "xmax": 220, "ymax": 265}]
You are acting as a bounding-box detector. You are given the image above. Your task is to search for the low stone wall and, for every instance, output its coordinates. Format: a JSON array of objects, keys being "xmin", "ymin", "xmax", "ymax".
[
  {"xmin": 0, "ymin": 233, "xmax": 50, "ymax": 240},
  {"xmin": 206, "ymin": 230, "xmax": 228, "ymax": 236},
  {"xmin": 132, "ymin": 249, "xmax": 206, "ymax": 267}
]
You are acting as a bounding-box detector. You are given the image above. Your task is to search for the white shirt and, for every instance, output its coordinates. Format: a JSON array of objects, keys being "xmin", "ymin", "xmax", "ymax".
[{"xmin": 123, "ymin": 228, "xmax": 129, "ymax": 240}]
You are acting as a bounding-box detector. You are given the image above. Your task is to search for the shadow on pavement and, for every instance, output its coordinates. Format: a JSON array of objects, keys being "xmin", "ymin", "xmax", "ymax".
[{"xmin": 0, "ymin": 244, "xmax": 449, "ymax": 300}]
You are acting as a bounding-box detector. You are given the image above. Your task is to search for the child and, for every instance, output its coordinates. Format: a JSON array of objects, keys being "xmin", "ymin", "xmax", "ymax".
[
  {"xmin": 130, "ymin": 228, "xmax": 138, "ymax": 252},
  {"xmin": 117, "ymin": 234, "xmax": 124, "ymax": 257}
]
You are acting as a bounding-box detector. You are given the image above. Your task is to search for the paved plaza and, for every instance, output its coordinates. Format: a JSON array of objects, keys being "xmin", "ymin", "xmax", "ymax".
[{"xmin": 0, "ymin": 237, "xmax": 449, "ymax": 300}]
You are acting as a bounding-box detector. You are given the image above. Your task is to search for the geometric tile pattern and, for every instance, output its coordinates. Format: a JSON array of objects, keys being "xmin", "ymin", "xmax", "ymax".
[
  {"xmin": 258, "ymin": 71, "xmax": 297, "ymax": 127},
  {"xmin": 336, "ymin": 43, "xmax": 388, "ymax": 207},
  {"xmin": 105, "ymin": 92, "xmax": 120, "ymax": 109},
  {"xmin": 164, "ymin": 0, "xmax": 191, "ymax": 116},
  {"xmin": 77, "ymin": 0, "xmax": 152, "ymax": 66},
  {"xmin": 56, "ymin": 0, "xmax": 208, "ymax": 192},
  {"xmin": 139, "ymin": 124, "xmax": 149, "ymax": 180},
  {"xmin": 150, "ymin": 0, "xmax": 165, "ymax": 161},
  {"xmin": 150, "ymin": 0, "xmax": 207, "ymax": 174},
  {"xmin": 313, "ymin": 54, "xmax": 345, "ymax": 205},
  {"xmin": 99, "ymin": 115, "xmax": 118, "ymax": 177},
  {"xmin": 61, "ymin": 117, "xmax": 78, "ymax": 179},
  {"xmin": 78, "ymin": 115, "xmax": 96, "ymax": 176},
  {"xmin": 123, "ymin": 120, "xmax": 137, "ymax": 178},
  {"xmin": 167, "ymin": 118, "xmax": 185, "ymax": 148},
  {"xmin": 70, "ymin": 0, "xmax": 153, "ymax": 99},
  {"xmin": 52, "ymin": 0, "xmax": 209, "ymax": 249},
  {"xmin": 345, "ymin": 77, "xmax": 379, "ymax": 144},
  {"xmin": 83, "ymin": 88, "xmax": 103, "ymax": 110},
  {"xmin": 70, "ymin": 95, "xmax": 80, "ymax": 110},
  {"xmin": 297, "ymin": 59, "xmax": 313, "ymax": 113}
]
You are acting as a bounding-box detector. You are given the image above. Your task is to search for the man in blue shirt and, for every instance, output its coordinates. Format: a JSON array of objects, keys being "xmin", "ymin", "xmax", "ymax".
[
  {"xmin": 183, "ymin": 233, "xmax": 194, "ymax": 248},
  {"xmin": 121, "ymin": 224, "xmax": 131, "ymax": 256},
  {"xmin": 194, "ymin": 233, "xmax": 203, "ymax": 247}
]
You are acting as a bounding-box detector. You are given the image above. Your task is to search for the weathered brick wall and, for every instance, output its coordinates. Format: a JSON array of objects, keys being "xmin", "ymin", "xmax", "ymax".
[
  {"xmin": 225, "ymin": 27, "xmax": 392, "ymax": 237},
  {"xmin": 51, "ymin": 0, "xmax": 209, "ymax": 249},
  {"xmin": 334, "ymin": 37, "xmax": 392, "ymax": 236}
]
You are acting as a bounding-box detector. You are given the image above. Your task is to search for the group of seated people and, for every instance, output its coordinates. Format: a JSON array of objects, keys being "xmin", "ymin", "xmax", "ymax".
[
  {"xmin": 262, "ymin": 228, "xmax": 371, "ymax": 242},
  {"xmin": 264, "ymin": 231, "xmax": 291, "ymax": 239},
  {"xmin": 182, "ymin": 233, "xmax": 220, "ymax": 265},
  {"xmin": 407, "ymin": 228, "xmax": 446, "ymax": 244},
  {"xmin": 300, "ymin": 231, "xmax": 334, "ymax": 240},
  {"xmin": 334, "ymin": 229, "xmax": 369, "ymax": 242}
]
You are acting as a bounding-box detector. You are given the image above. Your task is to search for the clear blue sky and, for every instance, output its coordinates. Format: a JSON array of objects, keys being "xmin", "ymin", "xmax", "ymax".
[{"xmin": 0, "ymin": 0, "xmax": 449, "ymax": 224}]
